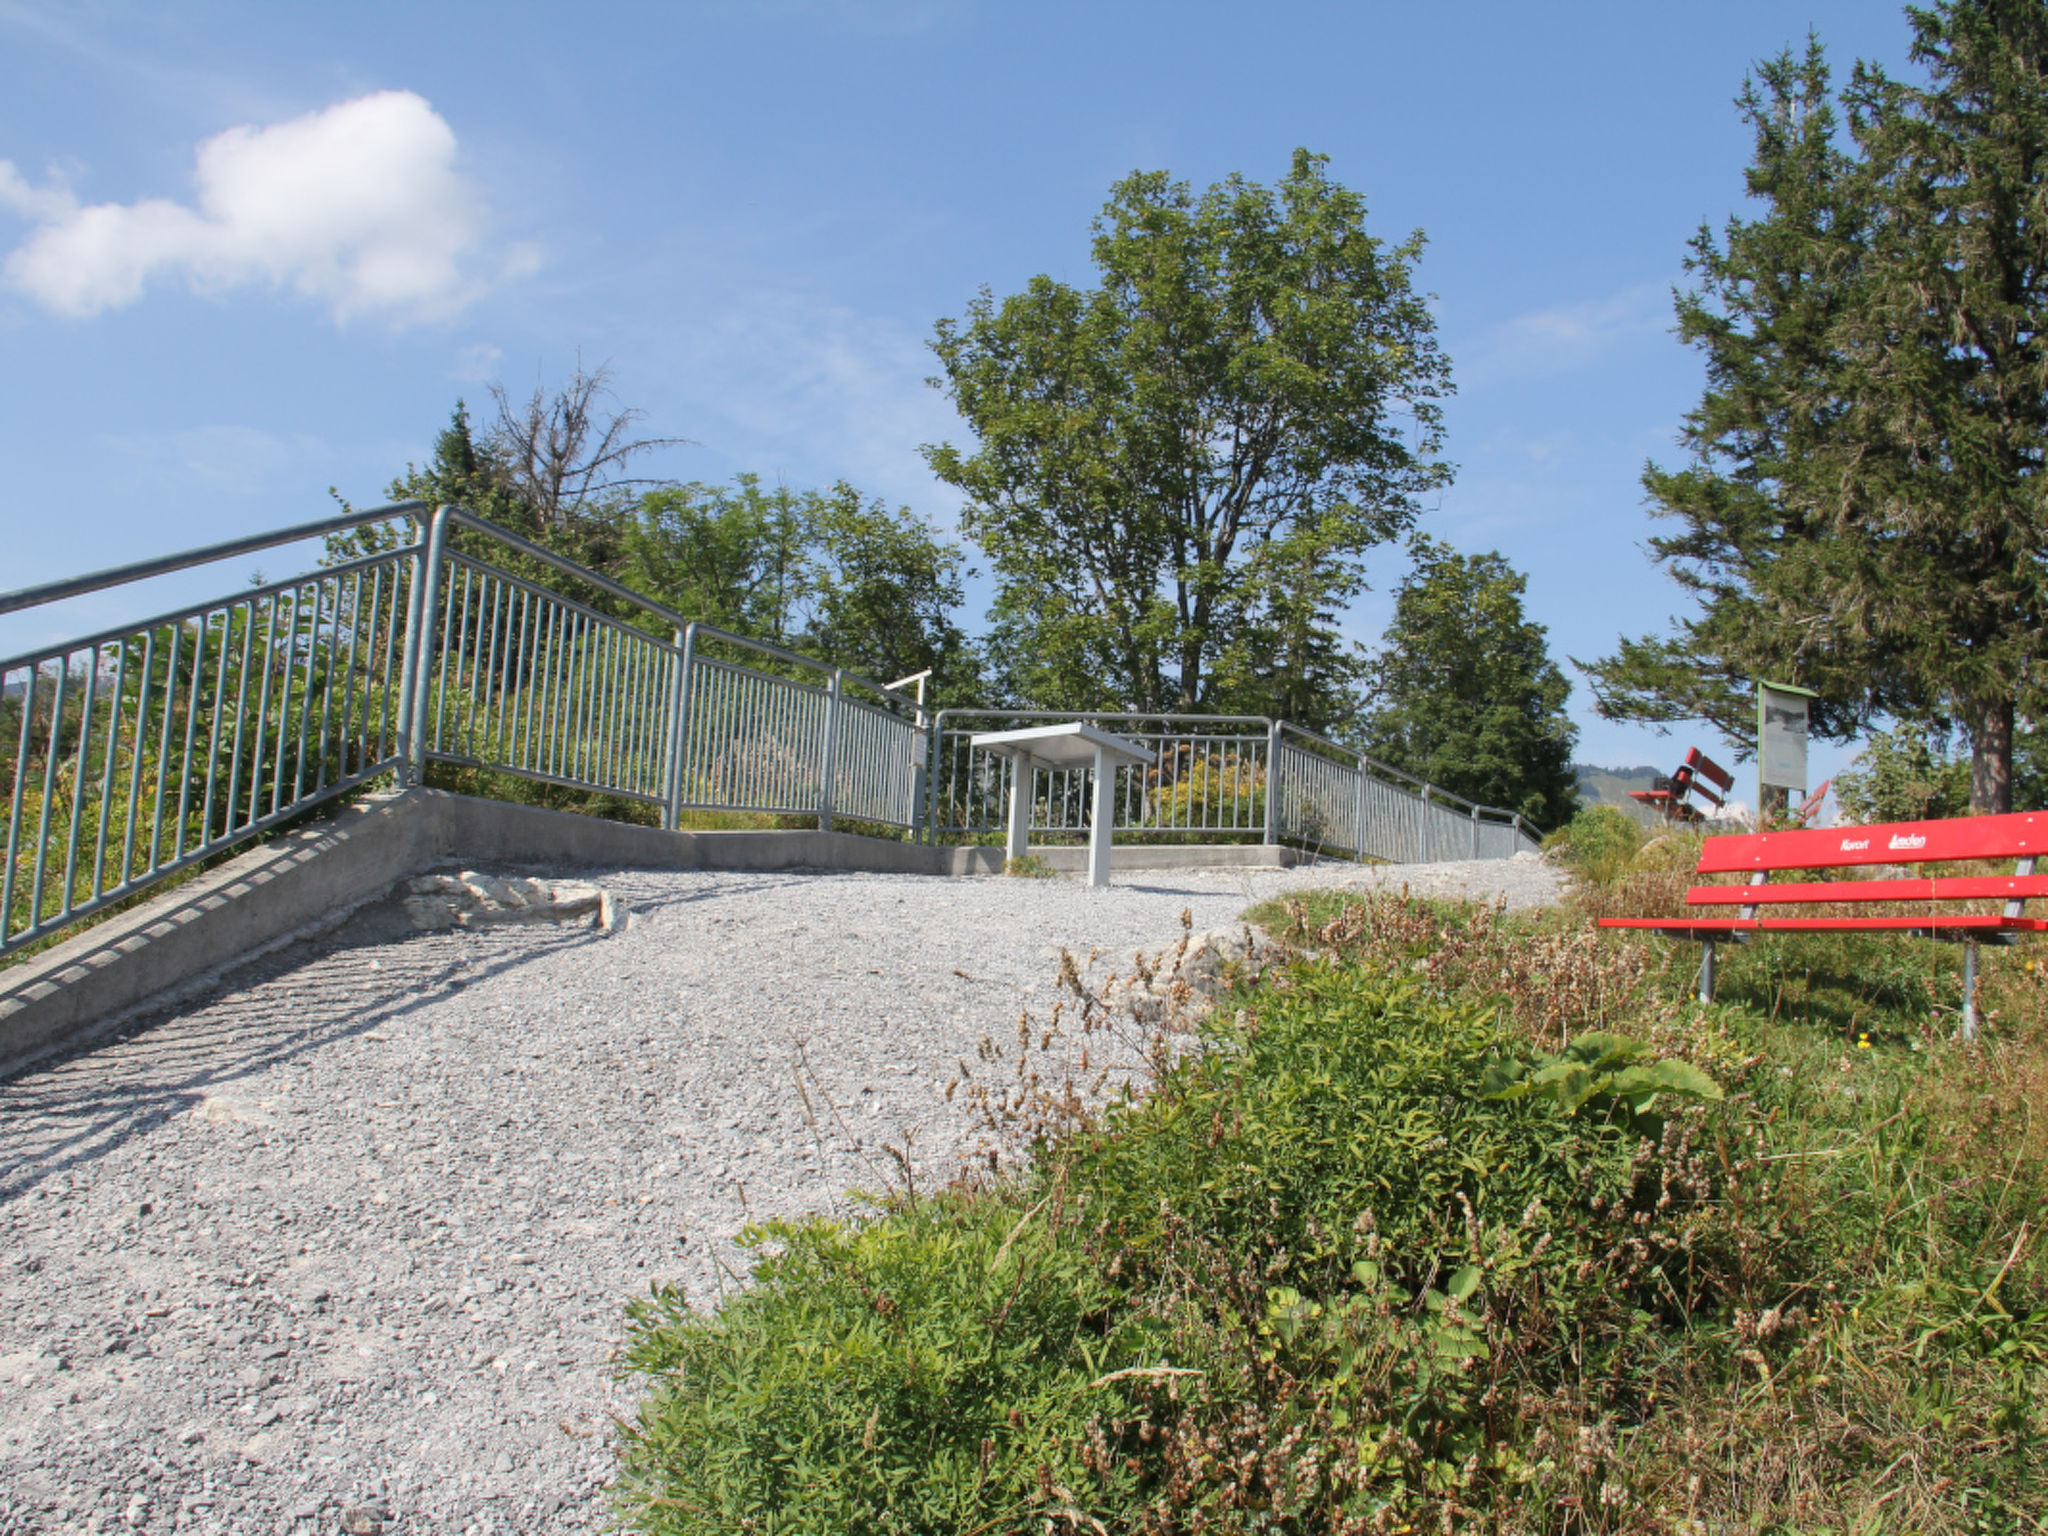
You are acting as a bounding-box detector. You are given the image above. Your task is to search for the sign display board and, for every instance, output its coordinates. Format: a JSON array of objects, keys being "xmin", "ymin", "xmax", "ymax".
[{"xmin": 1757, "ymin": 681, "xmax": 1816, "ymax": 795}]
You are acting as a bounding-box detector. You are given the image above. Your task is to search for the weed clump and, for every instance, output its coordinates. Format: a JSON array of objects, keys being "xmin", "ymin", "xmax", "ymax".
[{"xmin": 612, "ymin": 888, "xmax": 2048, "ymax": 1534}]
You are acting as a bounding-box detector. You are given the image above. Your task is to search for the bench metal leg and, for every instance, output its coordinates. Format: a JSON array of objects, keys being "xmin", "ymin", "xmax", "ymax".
[
  {"xmin": 1699, "ymin": 940, "xmax": 1716, "ymax": 1005},
  {"xmin": 1962, "ymin": 939, "xmax": 1978, "ymax": 1041}
]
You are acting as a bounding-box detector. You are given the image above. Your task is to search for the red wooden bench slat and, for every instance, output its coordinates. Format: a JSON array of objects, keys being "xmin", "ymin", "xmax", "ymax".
[
  {"xmin": 1685, "ymin": 874, "xmax": 2048, "ymax": 906},
  {"xmin": 1684, "ymin": 747, "xmax": 1735, "ymax": 793},
  {"xmin": 1603, "ymin": 915, "xmax": 2048, "ymax": 935},
  {"xmin": 1693, "ymin": 810, "xmax": 2048, "ymax": 874},
  {"xmin": 1756, "ymin": 915, "xmax": 2048, "ymax": 932}
]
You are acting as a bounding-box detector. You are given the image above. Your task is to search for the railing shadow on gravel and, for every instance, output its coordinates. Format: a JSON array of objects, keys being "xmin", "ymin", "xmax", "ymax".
[{"xmin": 0, "ymin": 914, "xmax": 600, "ymax": 1204}]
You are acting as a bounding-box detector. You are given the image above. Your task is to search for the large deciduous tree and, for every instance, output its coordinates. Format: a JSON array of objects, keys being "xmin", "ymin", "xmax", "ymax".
[
  {"xmin": 1363, "ymin": 538, "xmax": 1578, "ymax": 826},
  {"xmin": 1583, "ymin": 3, "xmax": 2048, "ymax": 813},
  {"xmin": 923, "ymin": 148, "xmax": 1451, "ymax": 728}
]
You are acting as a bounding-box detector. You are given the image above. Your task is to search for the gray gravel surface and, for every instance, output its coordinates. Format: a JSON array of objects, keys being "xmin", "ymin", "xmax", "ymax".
[{"xmin": 0, "ymin": 854, "xmax": 1562, "ymax": 1535}]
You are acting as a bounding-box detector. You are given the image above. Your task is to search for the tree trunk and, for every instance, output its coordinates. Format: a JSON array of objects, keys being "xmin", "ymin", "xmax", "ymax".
[{"xmin": 1963, "ymin": 696, "xmax": 2015, "ymax": 815}]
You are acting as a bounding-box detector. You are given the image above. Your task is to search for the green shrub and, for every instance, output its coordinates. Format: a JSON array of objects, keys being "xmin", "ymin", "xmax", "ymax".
[
  {"xmin": 613, "ymin": 1190, "xmax": 1148, "ymax": 1535},
  {"xmin": 1834, "ymin": 725, "xmax": 1972, "ymax": 824},
  {"xmin": 1544, "ymin": 802, "xmax": 1645, "ymax": 887},
  {"xmin": 614, "ymin": 888, "xmax": 2048, "ymax": 1533}
]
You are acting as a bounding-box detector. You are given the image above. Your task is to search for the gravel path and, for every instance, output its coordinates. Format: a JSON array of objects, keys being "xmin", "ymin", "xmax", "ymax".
[{"xmin": 0, "ymin": 854, "xmax": 1562, "ymax": 1535}]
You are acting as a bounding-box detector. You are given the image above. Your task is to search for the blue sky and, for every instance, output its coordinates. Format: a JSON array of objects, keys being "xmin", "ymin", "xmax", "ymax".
[{"xmin": 0, "ymin": 0, "xmax": 1922, "ymax": 801}]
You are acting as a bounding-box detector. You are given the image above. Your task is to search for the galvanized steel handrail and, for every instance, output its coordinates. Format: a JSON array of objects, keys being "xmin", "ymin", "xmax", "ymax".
[
  {"xmin": 3, "ymin": 499, "xmax": 1541, "ymax": 961},
  {"xmin": 929, "ymin": 708, "xmax": 1541, "ymax": 860},
  {"xmin": 0, "ymin": 502, "xmax": 429, "ymax": 619}
]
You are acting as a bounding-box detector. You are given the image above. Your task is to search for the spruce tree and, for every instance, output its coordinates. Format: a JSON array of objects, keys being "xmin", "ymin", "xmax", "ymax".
[
  {"xmin": 1362, "ymin": 538, "xmax": 1578, "ymax": 827},
  {"xmin": 1584, "ymin": 1, "xmax": 2048, "ymax": 812}
]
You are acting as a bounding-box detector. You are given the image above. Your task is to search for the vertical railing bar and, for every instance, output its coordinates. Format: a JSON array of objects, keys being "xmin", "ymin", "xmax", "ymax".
[
  {"xmin": 613, "ymin": 626, "xmax": 634, "ymax": 791},
  {"xmin": 58, "ymin": 649, "xmax": 100, "ymax": 919},
  {"xmin": 563, "ymin": 610, "xmax": 586, "ymax": 782},
  {"xmin": 27, "ymin": 661, "xmax": 70, "ymax": 934},
  {"xmin": 477, "ymin": 573, "xmax": 506, "ymax": 766},
  {"xmin": 122, "ymin": 632, "xmax": 157, "ymax": 893},
  {"xmin": 429, "ymin": 552, "xmax": 458, "ymax": 755},
  {"xmin": 2, "ymin": 664, "xmax": 39, "ymax": 943},
  {"xmin": 265, "ymin": 594, "xmax": 295, "ymax": 819},
  {"xmin": 369, "ymin": 564, "xmax": 393, "ymax": 763},
  {"xmin": 523, "ymin": 589, "xmax": 546, "ymax": 776},
  {"xmin": 171, "ymin": 611, "xmax": 211, "ymax": 863},
  {"xmin": 90, "ymin": 639, "xmax": 131, "ymax": 902},
  {"xmin": 289, "ymin": 584, "xmax": 324, "ymax": 806},
  {"xmin": 249, "ymin": 596, "xmax": 281, "ymax": 825},
  {"xmin": 584, "ymin": 617, "xmax": 607, "ymax": 785},
  {"xmin": 613, "ymin": 629, "xmax": 635, "ymax": 792},
  {"xmin": 196, "ymin": 609, "xmax": 234, "ymax": 847},
  {"xmin": 223, "ymin": 602, "xmax": 257, "ymax": 839},
  {"xmin": 612, "ymin": 630, "xmax": 632, "ymax": 793},
  {"xmin": 335, "ymin": 569, "xmax": 366, "ymax": 781},
  {"xmin": 311, "ymin": 576, "xmax": 344, "ymax": 793},
  {"xmin": 662, "ymin": 628, "xmax": 690, "ymax": 826},
  {"xmin": 595, "ymin": 620, "xmax": 616, "ymax": 787},
  {"xmin": 540, "ymin": 602, "xmax": 564, "ymax": 780},
  {"xmin": 146, "ymin": 628, "xmax": 182, "ymax": 863},
  {"xmin": 450, "ymin": 563, "xmax": 476, "ymax": 761},
  {"xmin": 512, "ymin": 589, "xmax": 536, "ymax": 782}
]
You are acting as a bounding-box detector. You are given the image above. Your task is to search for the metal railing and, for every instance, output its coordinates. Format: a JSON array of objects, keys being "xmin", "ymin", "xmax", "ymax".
[
  {"xmin": 926, "ymin": 710, "xmax": 1539, "ymax": 862},
  {"xmin": 2, "ymin": 505, "xmax": 428, "ymax": 960},
  {"xmin": 2, "ymin": 501, "xmax": 1540, "ymax": 960}
]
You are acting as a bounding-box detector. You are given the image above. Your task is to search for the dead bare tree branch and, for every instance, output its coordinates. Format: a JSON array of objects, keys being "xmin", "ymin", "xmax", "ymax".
[{"xmin": 487, "ymin": 357, "xmax": 691, "ymax": 531}]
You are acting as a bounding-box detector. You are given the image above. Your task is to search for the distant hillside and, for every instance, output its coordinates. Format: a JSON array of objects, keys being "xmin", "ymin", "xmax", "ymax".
[{"xmin": 1572, "ymin": 762, "xmax": 1664, "ymax": 811}]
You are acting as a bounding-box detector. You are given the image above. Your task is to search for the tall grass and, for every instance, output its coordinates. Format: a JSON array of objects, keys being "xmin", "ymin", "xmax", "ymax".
[{"xmin": 611, "ymin": 834, "xmax": 2046, "ymax": 1531}]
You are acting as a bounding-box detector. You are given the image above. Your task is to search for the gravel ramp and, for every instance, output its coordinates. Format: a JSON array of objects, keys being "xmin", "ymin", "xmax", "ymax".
[{"xmin": 0, "ymin": 854, "xmax": 1563, "ymax": 1535}]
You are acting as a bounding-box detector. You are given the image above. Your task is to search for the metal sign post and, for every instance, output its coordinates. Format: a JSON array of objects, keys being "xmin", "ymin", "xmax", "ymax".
[{"xmin": 1757, "ymin": 680, "xmax": 1817, "ymax": 825}]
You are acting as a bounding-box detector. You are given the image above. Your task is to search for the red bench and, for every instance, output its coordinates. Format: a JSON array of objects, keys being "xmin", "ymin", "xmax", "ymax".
[
  {"xmin": 1627, "ymin": 746, "xmax": 1735, "ymax": 823},
  {"xmin": 1598, "ymin": 810, "xmax": 2046, "ymax": 1035}
]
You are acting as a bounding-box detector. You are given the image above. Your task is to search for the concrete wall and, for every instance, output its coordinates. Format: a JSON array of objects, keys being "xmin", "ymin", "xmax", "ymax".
[{"xmin": 0, "ymin": 788, "xmax": 1314, "ymax": 1078}]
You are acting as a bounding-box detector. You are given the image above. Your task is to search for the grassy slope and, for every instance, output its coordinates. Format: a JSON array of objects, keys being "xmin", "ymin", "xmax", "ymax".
[{"xmin": 610, "ymin": 812, "xmax": 2048, "ymax": 1534}]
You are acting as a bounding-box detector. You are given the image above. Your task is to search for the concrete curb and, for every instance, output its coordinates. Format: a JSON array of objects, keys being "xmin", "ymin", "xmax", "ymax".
[{"xmin": 1, "ymin": 789, "xmax": 1316, "ymax": 1076}]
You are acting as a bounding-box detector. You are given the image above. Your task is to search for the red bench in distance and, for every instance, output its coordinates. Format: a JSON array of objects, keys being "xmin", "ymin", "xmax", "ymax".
[
  {"xmin": 1598, "ymin": 810, "xmax": 2046, "ymax": 1035},
  {"xmin": 1628, "ymin": 746, "xmax": 1735, "ymax": 823}
]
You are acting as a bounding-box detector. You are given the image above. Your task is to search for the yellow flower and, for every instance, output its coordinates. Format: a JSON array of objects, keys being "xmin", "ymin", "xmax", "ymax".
[{"xmin": 1855, "ymin": 1032, "xmax": 1872, "ymax": 1050}]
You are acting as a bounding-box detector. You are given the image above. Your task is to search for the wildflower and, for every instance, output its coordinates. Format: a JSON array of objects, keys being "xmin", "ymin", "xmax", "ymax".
[{"xmin": 1855, "ymin": 1032, "xmax": 1872, "ymax": 1050}]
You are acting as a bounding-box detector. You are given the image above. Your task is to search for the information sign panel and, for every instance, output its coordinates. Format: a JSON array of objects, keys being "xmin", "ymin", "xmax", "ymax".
[{"xmin": 1758, "ymin": 681, "xmax": 1816, "ymax": 794}]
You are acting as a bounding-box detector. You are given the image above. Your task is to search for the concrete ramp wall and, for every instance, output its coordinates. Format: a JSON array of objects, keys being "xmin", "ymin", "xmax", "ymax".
[{"xmin": 1, "ymin": 790, "xmax": 1308, "ymax": 1077}]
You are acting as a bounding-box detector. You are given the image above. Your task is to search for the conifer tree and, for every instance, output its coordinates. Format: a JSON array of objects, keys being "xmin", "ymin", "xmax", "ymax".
[
  {"xmin": 1363, "ymin": 538, "xmax": 1577, "ymax": 826},
  {"xmin": 1584, "ymin": 1, "xmax": 2048, "ymax": 812}
]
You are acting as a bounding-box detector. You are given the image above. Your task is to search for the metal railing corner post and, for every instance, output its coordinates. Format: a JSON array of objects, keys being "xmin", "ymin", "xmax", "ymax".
[
  {"xmin": 662, "ymin": 623, "xmax": 695, "ymax": 831},
  {"xmin": 922, "ymin": 708, "xmax": 950, "ymax": 845},
  {"xmin": 1471, "ymin": 803, "xmax": 1481, "ymax": 859},
  {"xmin": 1262, "ymin": 718, "xmax": 1282, "ymax": 846},
  {"xmin": 402, "ymin": 505, "xmax": 452, "ymax": 786},
  {"xmin": 1352, "ymin": 753, "xmax": 1369, "ymax": 863},
  {"xmin": 818, "ymin": 668, "xmax": 844, "ymax": 832},
  {"xmin": 907, "ymin": 706, "xmax": 931, "ymax": 845}
]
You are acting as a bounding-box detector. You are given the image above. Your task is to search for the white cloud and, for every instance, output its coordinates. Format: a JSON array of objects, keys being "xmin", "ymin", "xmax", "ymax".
[
  {"xmin": 451, "ymin": 342, "xmax": 504, "ymax": 381},
  {"xmin": 0, "ymin": 90, "xmax": 510, "ymax": 324},
  {"xmin": 1460, "ymin": 282, "xmax": 1670, "ymax": 383}
]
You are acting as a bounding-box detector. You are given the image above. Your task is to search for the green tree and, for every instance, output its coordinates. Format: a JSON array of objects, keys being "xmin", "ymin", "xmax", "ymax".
[
  {"xmin": 1362, "ymin": 538, "xmax": 1578, "ymax": 826},
  {"xmin": 1583, "ymin": 5, "xmax": 2048, "ymax": 813},
  {"xmin": 804, "ymin": 482, "xmax": 979, "ymax": 703},
  {"xmin": 624, "ymin": 476, "xmax": 814, "ymax": 644},
  {"xmin": 623, "ymin": 476, "xmax": 980, "ymax": 704},
  {"xmin": 924, "ymin": 148, "xmax": 1450, "ymax": 722}
]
